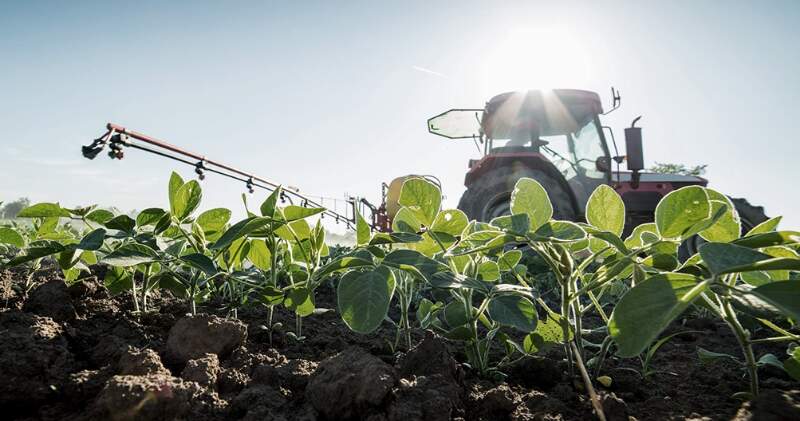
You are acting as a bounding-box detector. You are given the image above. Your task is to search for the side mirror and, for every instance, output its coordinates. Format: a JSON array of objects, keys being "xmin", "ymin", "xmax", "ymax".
[
  {"xmin": 624, "ymin": 116, "xmax": 644, "ymax": 172},
  {"xmin": 595, "ymin": 156, "xmax": 611, "ymax": 172}
]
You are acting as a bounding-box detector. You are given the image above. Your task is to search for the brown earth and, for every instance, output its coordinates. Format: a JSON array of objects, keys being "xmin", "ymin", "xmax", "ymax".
[{"xmin": 0, "ymin": 266, "xmax": 798, "ymax": 421}]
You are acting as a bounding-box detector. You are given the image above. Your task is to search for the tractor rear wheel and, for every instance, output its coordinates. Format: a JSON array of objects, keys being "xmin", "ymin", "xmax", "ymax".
[
  {"xmin": 458, "ymin": 167, "xmax": 576, "ymax": 222},
  {"xmin": 679, "ymin": 197, "xmax": 769, "ymax": 259}
]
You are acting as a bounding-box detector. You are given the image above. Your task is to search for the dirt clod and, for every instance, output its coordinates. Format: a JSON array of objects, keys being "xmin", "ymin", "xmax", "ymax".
[
  {"xmin": 734, "ymin": 389, "xmax": 800, "ymax": 420},
  {"xmin": 118, "ymin": 347, "xmax": 170, "ymax": 376},
  {"xmin": 165, "ymin": 314, "xmax": 247, "ymax": 365},
  {"xmin": 0, "ymin": 311, "xmax": 75, "ymax": 412},
  {"xmin": 306, "ymin": 346, "xmax": 397, "ymax": 419},
  {"xmin": 398, "ymin": 330, "xmax": 461, "ymax": 382},
  {"xmin": 93, "ymin": 374, "xmax": 225, "ymax": 421},
  {"xmin": 24, "ymin": 279, "xmax": 77, "ymax": 322},
  {"xmin": 181, "ymin": 353, "xmax": 221, "ymax": 388},
  {"xmin": 253, "ymin": 358, "xmax": 319, "ymax": 392},
  {"xmin": 389, "ymin": 374, "xmax": 463, "ymax": 421}
]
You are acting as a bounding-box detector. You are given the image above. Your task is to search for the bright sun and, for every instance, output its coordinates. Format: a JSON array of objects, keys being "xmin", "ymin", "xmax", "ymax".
[{"xmin": 483, "ymin": 26, "xmax": 592, "ymax": 93}]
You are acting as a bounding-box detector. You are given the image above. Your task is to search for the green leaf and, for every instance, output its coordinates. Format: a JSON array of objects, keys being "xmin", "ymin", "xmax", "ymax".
[
  {"xmin": 523, "ymin": 310, "xmax": 571, "ymax": 354},
  {"xmin": 136, "ymin": 208, "xmax": 167, "ymax": 227},
  {"xmin": 398, "ymin": 178, "xmax": 441, "ymax": 227},
  {"xmin": 625, "ymin": 223, "xmax": 659, "ymax": 248},
  {"xmin": 655, "ymin": 186, "xmax": 710, "ymax": 239},
  {"xmin": 416, "ymin": 298, "xmax": 442, "ymax": 329},
  {"xmin": 259, "ymin": 187, "xmax": 282, "ymax": 218},
  {"xmin": 586, "ymin": 226, "xmax": 630, "ymax": 254},
  {"xmin": 275, "ymin": 219, "xmax": 312, "ymax": 241},
  {"xmin": 510, "ymin": 178, "xmax": 553, "ymax": 231},
  {"xmin": 430, "ymin": 209, "xmax": 468, "ymax": 236},
  {"xmin": 337, "ymin": 267, "xmax": 396, "ymax": 333},
  {"xmin": 443, "ymin": 300, "xmax": 471, "ymax": 327},
  {"xmin": 5, "ymin": 240, "xmax": 66, "ymax": 266},
  {"xmin": 0, "ymin": 227, "xmax": 24, "ymax": 248},
  {"xmin": 392, "ymin": 207, "xmax": 422, "ymax": 233},
  {"xmin": 102, "ymin": 243, "xmax": 159, "ymax": 267},
  {"xmin": 477, "ymin": 261, "xmax": 500, "ymax": 282},
  {"xmin": 747, "ymin": 216, "xmax": 782, "ymax": 236},
  {"xmin": 498, "ymin": 250, "xmax": 522, "ymax": 271},
  {"xmin": 172, "ymin": 180, "xmax": 202, "ymax": 221},
  {"xmin": 197, "ymin": 208, "xmax": 232, "ymax": 237},
  {"xmin": 368, "ymin": 232, "xmax": 423, "ymax": 245},
  {"xmin": 533, "ymin": 221, "xmax": 587, "ymax": 242},
  {"xmin": 247, "ymin": 239, "xmax": 272, "ymax": 270},
  {"xmin": 733, "ymin": 231, "xmax": 800, "ymax": 249},
  {"xmin": 318, "ymin": 256, "xmax": 375, "ymax": 280},
  {"xmin": 748, "ymin": 281, "xmax": 800, "ymax": 321},
  {"xmin": 428, "ymin": 271, "xmax": 468, "ymax": 289},
  {"xmin": 642, "ymin": 253, "xmax": 679, "ymax": 271},
  {"xmin": 285, "ymin": 287, "xmax": 315, "ymax": 317},
  {"xmin": 180, "ymin": 253, "xmax": 217, "ymax": 276},
  {"xmin": 77, "ymin": 228, "xmax": 106, "ymax": 251},
  {"xmin": 282, "ymin": 205, "xmax": 325, "ymax": 222},
  {"xmin": 699, "ymin": 191, "xmax": 741, "ymax": 243},
  {"xmin": 697, "ymin": 347, "xmax": 740, "ymax": 365},
  {"xmin": 700, "ymin": 242, "xmax": 776, "ymax": 275},
  {"xmin": 355, "ymin": 207, "xmax": 371, "ymax": 246},
  {"xmin": 760, "ymin": 246, "xmax": 799, "ymax": 280},
  {"xmin": 211, "ymin": 217, "xmax": 272, "ymax": 250},
  {"xmin": 258, "ymin": 285, "xmax": 284, "ymax": 306},
  {"xmin": 105, "ymin": 215, "xmax": 136, "ymax": 233},
  {"xmin": 784, "ymin": 347, "xmax": 800, "ymax": 381},
  {"xmin": 490, "ymin": 213, "xmax": 531, "ymax": 236},
  {"xmin": 488, "ymin": 295, "xmax": 538, "ymax": 332},
  {"xmin": 609, "ymin": 273, "xmax": 709, "ymax": 357},
  {"xmin": 104, "ymin": 266, "xmax": 133, "ymax": 296},
  {"xmin": 586, "ymin": 185, "xmax": 625, "ymax": 236},
  {"xmin": 168, "ymin": 172, "xmax": 184, "ymax": 210},
  {"xmin": 490, "ymin": 283, "xmax": 536, "ymax": 300},
  {"xmin": 85, "ymin": 209, "xmax": 115, "ymax": 224},
  {"xmin": 17, "ymin": 203, "xmax": 69, "ymax": 218},
  {"xmin": 382, "ymin": 249, "xmax": 448, "ymax": 281}
]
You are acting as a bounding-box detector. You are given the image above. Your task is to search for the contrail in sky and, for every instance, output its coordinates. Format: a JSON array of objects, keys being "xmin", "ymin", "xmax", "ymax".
[{"xmin": 412, "ymin": 65, "xmax": 446, "ymax": 78}]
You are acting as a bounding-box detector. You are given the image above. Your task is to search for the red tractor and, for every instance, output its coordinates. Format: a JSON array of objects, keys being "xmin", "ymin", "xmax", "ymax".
[{"xmin": 416, "ymin": 89, "xmax": 766, "ymax": 242}]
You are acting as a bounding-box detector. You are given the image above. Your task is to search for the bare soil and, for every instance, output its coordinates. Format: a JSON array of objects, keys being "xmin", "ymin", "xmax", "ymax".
[{"xmin": 1, "ymin": 266, "xmax": 798, "ymax": 421}]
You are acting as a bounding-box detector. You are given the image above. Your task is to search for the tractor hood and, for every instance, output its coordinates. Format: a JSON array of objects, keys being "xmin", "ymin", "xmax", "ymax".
[{"xmin": 614, "ymin": 172, "xmax": 708, "ymax": 185}]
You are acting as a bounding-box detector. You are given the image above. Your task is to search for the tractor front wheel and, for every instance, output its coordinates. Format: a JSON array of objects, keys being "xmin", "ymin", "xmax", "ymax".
[{"xmin": 457, "ymin": 167, "xmax": 576, "ymax": 222}]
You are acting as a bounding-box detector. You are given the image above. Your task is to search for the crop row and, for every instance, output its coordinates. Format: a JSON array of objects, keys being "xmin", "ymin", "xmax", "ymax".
[{"xmin": 1, "ymin": 172, "xmax": 799, "ymax": 412}]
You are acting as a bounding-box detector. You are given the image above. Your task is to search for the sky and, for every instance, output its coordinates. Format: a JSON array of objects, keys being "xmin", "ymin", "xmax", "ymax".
[{"xmin": 1, "ymin": 0, "xmax": 799, "ymax": 231}]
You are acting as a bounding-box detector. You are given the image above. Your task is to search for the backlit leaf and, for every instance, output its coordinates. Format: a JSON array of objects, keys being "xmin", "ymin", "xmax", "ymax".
[
  {"xmin": 586, "ymin": 185, "xmax": 625, "ymax": 236},
  {"xmin": 510, "ymin": 178, "xmax": 552, "ymax": 231}
]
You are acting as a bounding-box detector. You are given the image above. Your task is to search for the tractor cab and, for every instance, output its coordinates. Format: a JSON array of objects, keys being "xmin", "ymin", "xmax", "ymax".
[
  {"xmin": 428, "ymin": 90, "xmax": 614, "ymax": 217},
  {"xmin": 426, "ymin": 89, "xmax": 713, "ymax": 230}
]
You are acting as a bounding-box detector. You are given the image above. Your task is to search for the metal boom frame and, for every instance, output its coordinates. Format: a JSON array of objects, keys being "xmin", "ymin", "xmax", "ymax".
[{"xmin": 82, "ymin": 123, "xmax": 357, "ymax": 228}]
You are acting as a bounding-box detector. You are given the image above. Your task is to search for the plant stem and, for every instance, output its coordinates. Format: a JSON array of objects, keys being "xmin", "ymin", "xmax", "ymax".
[
  {"xmin": 749, "ymin": 335, "xmax": 800, "ymax": 344},
  {"xmin": 722, "ymin": 298, "xmax": 759, "ymax": 396},
  {"xmin": 130, "ymin": 273, "xmax": 140, "ymax": 313},
  {"xmin": 267, "ymin": 306, "xmax": 274, "ymax": 346},
  {"xmin": 561, "ymin": 278, "xmax": 576, "ymax": 379},
  {"xmin": 593, "ymin": 336, "xmax": 614, "ymax": 379},
  {"xmin": 296, "ymin": 314, "xmax": 303, "ymax": 338},
  {"xmin": 571, "ymin": 342, "xmax": 607, "ymax": 421}
]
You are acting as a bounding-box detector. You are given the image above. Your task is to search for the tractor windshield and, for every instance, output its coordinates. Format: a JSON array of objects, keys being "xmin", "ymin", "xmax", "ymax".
[
  {"xmin": 492, "ymin": 117, "xmax": 610, "ymax": 208},
  {"xmin": 545, "ymin": 117, "xmax": 610, "ymax": 207}
]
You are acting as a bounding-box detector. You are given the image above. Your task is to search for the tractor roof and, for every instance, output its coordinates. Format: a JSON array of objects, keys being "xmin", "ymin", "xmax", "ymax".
[{"xmin": 483, "ymin": 89, "xmax": 603, "ymax": 139}]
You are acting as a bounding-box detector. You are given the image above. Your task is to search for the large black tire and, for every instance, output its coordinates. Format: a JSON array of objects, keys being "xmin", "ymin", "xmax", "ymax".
[
  {"xmin": 679, "ymin": 197, "xmax": 769, "ymax": 259},
  {"xmin": 457, "ymin": 166, "xmax": 576, "ymax": 222},
  {"xmin": 730, "ymin": 198, "xmax": 769, "ymax": 232}
]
